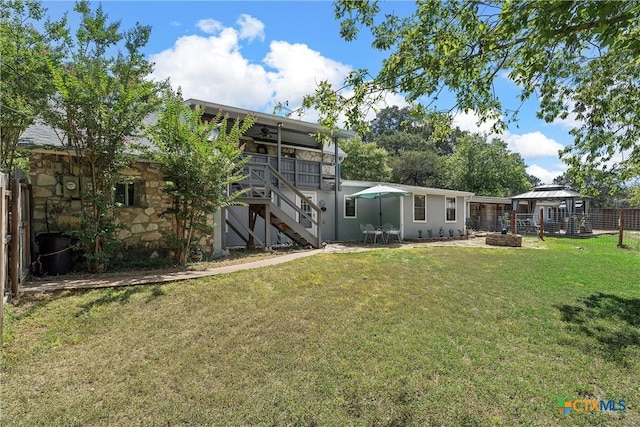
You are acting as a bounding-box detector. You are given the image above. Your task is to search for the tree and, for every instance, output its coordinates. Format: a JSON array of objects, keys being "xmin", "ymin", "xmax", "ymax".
[
  {"xmin": 526, "ymin": 173, "xmax": 542, "ymax": 189},
  {"xmin": 390, "ymin": 150, "xmax": 444, "ymax": 188},
  {"xmin": 42, "ymin": 1, "xmax": 162, "ymax": 272},
  {"xmin": 304, "ymin": 1, "xmax": 640, "ymax": 195},
  {"xmin": 554, "ymin": 171, "xmax": 632, "ymax": 208},
  {"xmin": 630, "ymin": 185, "xmax": 640, "ymax": 207},
  {"xmin": 148, "ymin": 90, "xmax": 253, "ymax": 266},
  {"xmin": 445, "ymin": 134, "xmax": 530, "ymax": 196},
  {"xmin": 0, "ymin": 0, "xmax": 65, "ymax": 172},
  {"xmin": 339, "ymin": 137, "xmax": 392, "ymax": 182},
  {"xmin": 368, "ymin": 107, "xmax": 459, "ymax": 156},
  {"xmin": 375, "ymin": 131, "xmax": 429, "ymax": 157},
  {"xmin": 367, "ymin": 105, "xmax": 410, "ymax": 138}
]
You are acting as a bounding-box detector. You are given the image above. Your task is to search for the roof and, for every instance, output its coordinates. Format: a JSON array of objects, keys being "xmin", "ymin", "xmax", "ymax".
[
  {"xmin": 469, "ymin": 195, "xmax": 511, "ymax": 204},
  {"xmin": 18, "ymin": 120, "xmax": 62, "ymax": 146},
  {"xmin": 186, "ymin": 99, "xmax": 355, "ymax": 148},
  {"xmin": 18, "ymin": 115, "xmax": 157, "ymax": 151},
  {"xmin": 19, "ymin": 99, "xmax": 355, "ymax": 154},
  {"xmin": 343, "ymin": 180, "xmax": 474, "ymax": 197},
  {"xmin": 511, "ymin": 184, "xmax": 582, "ymax": 200}
]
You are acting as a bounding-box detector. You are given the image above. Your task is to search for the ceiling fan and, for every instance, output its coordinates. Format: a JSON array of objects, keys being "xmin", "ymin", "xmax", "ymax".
[{"xmin": 259, "ymin": 126, "xmax": 278, "ymax": 139}]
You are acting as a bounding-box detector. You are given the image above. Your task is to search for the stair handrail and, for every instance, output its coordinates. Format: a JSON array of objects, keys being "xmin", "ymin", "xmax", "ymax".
[{"xmin": 244, "ymin": 162, "xmax": 322, "ymax": 246}]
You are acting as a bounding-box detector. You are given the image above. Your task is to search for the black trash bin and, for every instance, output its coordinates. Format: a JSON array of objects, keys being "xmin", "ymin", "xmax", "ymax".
[{"xmin": 35, "ymin": 232, "xmax": 75, "ymax": 275}]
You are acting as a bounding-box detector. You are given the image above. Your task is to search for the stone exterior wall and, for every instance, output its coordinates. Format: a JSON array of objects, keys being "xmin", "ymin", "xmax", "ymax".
[{"xmin": 29, "ymin": 152, "xmax": 181, "ymax": 251}]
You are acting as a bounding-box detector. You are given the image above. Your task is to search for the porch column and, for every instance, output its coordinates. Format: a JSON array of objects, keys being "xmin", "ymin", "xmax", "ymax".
[
  {"xmin": 334, "ymin": 136, "xmax": 340, "ymax": 241},
  {"xmin": 213, "ymin": 208, "xmax": 223, "ymax": 257},
  {"xmin": 276, "ymin": 123, "xmax": 282, "ymax": 173},
  {"xmin": 276, "ymin": 123, "xmax": 282, "ymax": 207}
]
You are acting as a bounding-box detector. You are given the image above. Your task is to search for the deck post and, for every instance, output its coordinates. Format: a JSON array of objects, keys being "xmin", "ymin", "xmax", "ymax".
[
  {"xmin": 265, "ymin": 202, "xmax": 271, "ymax": 251},
  {"xmin": 11, "ymin": 178, "xmax": 21, "ymax": 297},
  {"xmin": 510, "ymin": 210, "xmax": 516, "ymax": 234},
  {"xmin": 539, "ymin": 209, "xmax": 545, "ymax": 241},
  {"xmin": 248, "ymin": 206, "xmax": 256, "ymax": 249},
  {"xmin": 618, "ymin": 210, "xmax": 624, "ymax": 247}
]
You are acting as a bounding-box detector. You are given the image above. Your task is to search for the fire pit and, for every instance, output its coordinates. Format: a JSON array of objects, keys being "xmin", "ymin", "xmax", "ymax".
[{"xmin": 485, "ymin": 233, "xmax": 522, "ymax": 247}]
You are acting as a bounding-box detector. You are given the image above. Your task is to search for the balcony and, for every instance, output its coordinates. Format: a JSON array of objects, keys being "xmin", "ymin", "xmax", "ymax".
[{"xmin": 243, "ymin": 154, "xmax": 335, "ymax": 190}]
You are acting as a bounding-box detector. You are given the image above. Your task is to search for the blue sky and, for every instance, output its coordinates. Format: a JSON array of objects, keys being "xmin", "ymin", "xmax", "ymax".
[{"xmin": 42, "ymin": 0, "xmax": 576, "ymax": 183}]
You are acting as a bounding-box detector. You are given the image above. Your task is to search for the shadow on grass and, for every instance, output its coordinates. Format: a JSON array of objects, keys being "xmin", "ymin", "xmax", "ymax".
[
  {"xmin": 9, "ymin": 284, "xmax": 166, "ymax": 322},
  {"xmin": 75, "ymin": 285, "xmax": 165, "ymax": 317},
  {"xmin": 555, "ymin": 293, "xmax": 640, "ymax": 363}
]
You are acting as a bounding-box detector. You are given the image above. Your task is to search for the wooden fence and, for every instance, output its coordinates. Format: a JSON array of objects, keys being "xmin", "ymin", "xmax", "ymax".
[
  {"xmin": 1, "ymin": 170, "xmax": 32, "ymax": 348},
  {"xmin": 0, "ymin": 173, "xmax": 10, "ymax": 346}
]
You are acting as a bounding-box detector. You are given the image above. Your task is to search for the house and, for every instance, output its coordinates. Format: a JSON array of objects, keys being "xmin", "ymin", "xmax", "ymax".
[
  {"xmin": 20, "ymin": 127, "xmax": 176, "ymax": 251},
  {"xmin": 20, "ymin": 98, "xmax": 478, "ymax": 263}
]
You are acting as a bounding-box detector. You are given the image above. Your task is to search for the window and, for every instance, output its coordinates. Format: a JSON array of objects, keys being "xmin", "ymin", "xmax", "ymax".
[
  {"xmin": 115, "ymin": 181, "xmax": 143, "ymax": 207},
  {"xmin": 413, "ymin": 194, "xmax": 426, "ymax": 222},
  {"xmin": 344, "ymin": 196, "xmax": 356, "ymax": 218},
  {"xmin": 445, "ymin": 196, "xmax": 456, "ymax": 222}
]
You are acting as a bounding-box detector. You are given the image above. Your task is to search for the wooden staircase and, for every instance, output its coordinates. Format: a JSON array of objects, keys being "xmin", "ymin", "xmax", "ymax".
[
  {"xmin": 227, "ymin": 162, "xmax": 322, "ymax": 249},
  {"xmin": 252, "ymin": 202, "xmax": 318, "ymax": 248}
]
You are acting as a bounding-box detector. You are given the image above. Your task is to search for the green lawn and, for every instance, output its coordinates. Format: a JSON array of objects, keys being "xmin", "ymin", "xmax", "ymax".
[{"xmin": 2, "ymin": 237, "xmax": 639, "ymax": 426}]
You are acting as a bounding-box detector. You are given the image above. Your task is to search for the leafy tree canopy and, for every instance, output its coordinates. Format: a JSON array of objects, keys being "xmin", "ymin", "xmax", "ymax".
[
  {"xmin": 304, "ymin": 0, "xmax": 640, "ymax": 195},
  {"xmin": 630, "ymin": 186, "xmax": 640, "ymax": 207},
  {"xmin": 390, "ymin": 150, "xmax": 444, "ymax": 188},
  {"xmin": 0, "ymin": 0, "xmax": 66, "ymax": 172},
  {"xmin": 554, "ymin": 171, "xmax": 633, "ymax": 208},
  {"xmin": 41, "ymin": 0, "xmax": 163, "ymax": 271},
  {"xmin": 375, "ymin": 131, "xmax": 431, "ymax": 157},
  {"xmin": 367, "ymin": 106, "xmax": 460, "ymax": 156},
  {"xmin": 148, "ymin": 89, "xmax": 253, "ymax": 265},
  {"xmin": 446, "ymin": 134, "xmax": 530, "ymax": 196},
  {"xmin": 339, "ymin": 137, "xmax": 392, "ymax": 182}
]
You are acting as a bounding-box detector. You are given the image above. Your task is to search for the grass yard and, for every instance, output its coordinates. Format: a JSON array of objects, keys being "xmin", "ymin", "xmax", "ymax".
[{"xmin": 2, "ymin": 237, "xmax": 639, "ymax": 426}]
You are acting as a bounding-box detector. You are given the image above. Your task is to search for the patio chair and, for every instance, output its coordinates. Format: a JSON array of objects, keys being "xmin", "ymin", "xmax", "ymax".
[
  {"xmin": 363, "ymin": 223, "xmax": 383, "ymax": 244},
  {"xmin": 360, "ymin": 223, "xmax": 367, "ymax": 243},
  {"xmin": 382, "ymin": 223, "xmax": 401, "ymax": 243}
]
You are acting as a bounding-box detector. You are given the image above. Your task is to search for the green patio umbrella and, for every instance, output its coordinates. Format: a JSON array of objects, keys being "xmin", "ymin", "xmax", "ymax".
[{"xmin": 349, "ymin": 185, "xmax": 410, "ymax": 226}]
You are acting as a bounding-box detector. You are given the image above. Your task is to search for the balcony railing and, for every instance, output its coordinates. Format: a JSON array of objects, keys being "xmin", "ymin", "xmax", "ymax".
[{"xmin": 244, "ymin": 154, "xmax": 335, "ymax": 190}]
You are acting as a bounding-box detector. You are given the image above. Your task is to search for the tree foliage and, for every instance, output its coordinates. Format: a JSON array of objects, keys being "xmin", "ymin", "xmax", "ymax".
[
  {"xmin": 41, "ymin": 0, "xmax": 162, "ymax": 272},
  {"xmin": 304, "ymin": 0, "xmax": 640, "ymax": 194},
  {"xmin": 554, "ymin": 171, "xmax": 633, "ymax": 208},
  {"xmin": 148, "ymin": 90, "xmax": 253, "ymax": 266},
  {"xmin": 390, "ymin": 150, "xmax": 444, "ymax": 188},
  {"xmin": 630, "ymin": 186, "xmax": 640, "ymax": 207},
  {"xmin": 339, "ymin": 137, "xmax": 391, "ymax": 182},
  {"xmin": 0, "ymin": 0, "xmax": 65, "ymax": 172},
  {"xmin": 446, "ymin": 134, "xmax": 530, "ymax": 196}
]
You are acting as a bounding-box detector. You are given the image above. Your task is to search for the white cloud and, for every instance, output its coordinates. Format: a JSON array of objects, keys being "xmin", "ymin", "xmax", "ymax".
[
  {"xmin": 196, "ymin": 19, "xmax": 223, "ymax": 34},
  {"xmin": 263, "ymin": 40, "xmax": 351, "ymax": 108},
  {"xmin": 150, "ymin": 15, "xmax": 355, "ymax": 114},
  {"xmin": 502, "ymin": 131, "xmax": 564, "ymax": 159},
  {"xmin": 170, "ymin": 21, "xmax": 182, "ymax": 28},
  {"xmin": 452, "ymin": 110, "xmax": 565, "ymax": 160},
  {"xmin": 551, "ymin": 112, "xmax": 583, "ymax": 131},
  {"xmin": 151, "ymin": 31, "xmax": 272, "ymax": 108},
  {"xmin": 526, "ymin": 164, "xmax": 566, "ymax": 184},
  {"xmin": 451, "ymin": 110, "xmax": 499, "ymax": 135},
  {"xmin": 237, "ymin": 14, "xmax": 264, "ymax": 42}
]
